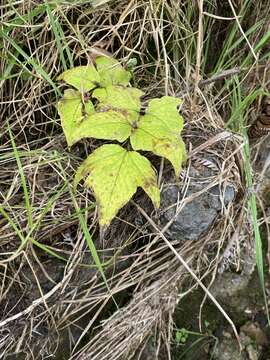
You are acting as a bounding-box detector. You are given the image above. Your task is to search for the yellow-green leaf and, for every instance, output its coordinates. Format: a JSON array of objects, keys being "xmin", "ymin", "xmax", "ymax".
[
  {"xmin": 130, "ymin": 96, "xmax": 187, "ymax": 175},
  {"xmin": 74, "ymin": 144, "xmax": 160, "ymax": 226},
  {"xmin": 96, "ymin": 56, "xmax": 131, "ymax": 86},
  {"xmin": 57, "ymin": 88, "xmax": 137, "ymax": 147},
  {"xmin": 57, "ymin": 65, "xmax": 100, "ymax": 92},
  {"xmin": 71, "ymin": 110, "xmax": 132, "ymax": 145},
  {"xmin": 84, "ymin": 100, "xmax": 95, "ymax": 115},
  {"xmin": 93, "ymin": 85, "xmax": 143, "ymax": 123},
  {"xmin": 57, "ymin": 89, "xmax": 84, "ymax": 147}
]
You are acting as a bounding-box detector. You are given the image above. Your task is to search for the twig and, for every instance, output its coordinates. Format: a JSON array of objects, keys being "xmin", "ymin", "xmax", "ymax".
[
  {"xmin": 188, "ymin": 131, "xmax": 243, "ymax": 158},
  {"xmin": 180, "ymin": 67, "xmax": 241, "ymax": 96},
  {"xmin": 199, "ymin": 67, "xmax": 241, "ymax": 86}
]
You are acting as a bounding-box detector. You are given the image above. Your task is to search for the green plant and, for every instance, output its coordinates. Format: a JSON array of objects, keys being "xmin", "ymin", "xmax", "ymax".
[
  {"xmin": 175, "ymin": 328, "xmax": 189, "ymax": 344},
  {"xmin": 174, "ymin": 326, "xmax": 218, "ymax": 359},
  {"xmin": 57, "ymin": 56, "xmax": 186, "ymax": 228}
]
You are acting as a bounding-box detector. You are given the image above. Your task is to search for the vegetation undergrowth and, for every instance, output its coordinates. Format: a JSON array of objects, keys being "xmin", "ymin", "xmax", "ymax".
[{"xmin": 1, "ymin": 0, "xmax": 270, "ymax": 359}]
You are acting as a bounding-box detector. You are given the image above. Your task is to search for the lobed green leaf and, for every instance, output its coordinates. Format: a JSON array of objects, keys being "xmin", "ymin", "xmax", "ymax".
[
  {"xmin": 74, "ymin": 144, "xmax": 160, "ymax": 226},
  {"xmin": 130, "ymin": 96, "xmax": 187, "ymax": 175}
]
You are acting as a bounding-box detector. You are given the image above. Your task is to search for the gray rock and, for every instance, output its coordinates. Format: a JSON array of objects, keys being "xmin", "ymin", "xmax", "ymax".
[
  {"xmin": 212, "ymin": 330, "xmax": 262, "ymax": 360},
  {"xmin": 209, "ymin": 242, "xmax": 263, "ymax": 323},
  {"xmin": 160, "ymin": 179, "xmax": 235, "ymax": 241},
  {"xmin": 212, "ymin": 332, "xmax": 247, "ymax": 360}
]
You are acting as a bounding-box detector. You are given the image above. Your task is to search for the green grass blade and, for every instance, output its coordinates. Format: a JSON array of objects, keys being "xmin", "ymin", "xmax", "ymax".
[
  {"xmin": 0, "ymin": 146, "xmax": 69, "ymax": 261},
  {"xmin": 53, "ymin": 13, "xmax": 74, "ymax": 68},
  {"xmin": 1, "ymin": 4, "xmax": 46, "ymax": 35},
  {"xmin": 0, "ymin": 206, "xmax": 25, "ymax": 243},
  {"xmin": 243, "ymin": 136, "xmax": 270, "ymax": 325},
  {"xmin": 71, "ymin": 192, "xmax": 110, "ymax": 286},
  {"xmin": 0, "ymin": 53, "xmax": 17, "ymax": 88},
  {"xmin": 45, "ymin": 2, "xmax": 68, "ymax": 70},
  {"xmin": 0, "ymin": 205, "xmax": 67, "ymax": 262},
  {"xmin": 229, "ymin": 78, "xmax": 270, "ymax": 324},
  {"xmin": 213, "ymin": 0, "xmax": 262, "ymax": 73},
  {"xmin": 1, "ymin": 30, "xmax": 61, "ymax": 96},
  {"xmin": 8, "ymin": 126, "xmax": 33, "ymax": 229},
  {"xmin": 31, "ymin": 239, "xmax": 67, "ymax": 261},
  {"xmin": 56, "ymin": 161, "xmax": 116, "ymax": 300},
  {"xmin": 227, "ymin": 88, "xmax": 265, "ymax": 129}
]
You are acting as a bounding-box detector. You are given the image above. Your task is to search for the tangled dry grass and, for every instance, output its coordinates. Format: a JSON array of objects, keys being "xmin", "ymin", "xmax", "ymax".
[{"xmin": 1, "ymin": 0, "xmax": 270, "ymax": 359}]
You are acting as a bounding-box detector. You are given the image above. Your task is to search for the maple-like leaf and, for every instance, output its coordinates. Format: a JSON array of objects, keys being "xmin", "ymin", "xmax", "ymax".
[
  {"xmin": 130, "ymin": 96, "xmax": 187, "ymax": 175},
  {"xmin": 74, "ymin": 144, "xmax": 160, "ymax": 226}
]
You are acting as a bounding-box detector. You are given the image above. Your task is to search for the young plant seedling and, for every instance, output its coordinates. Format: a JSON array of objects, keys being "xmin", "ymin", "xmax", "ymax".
[{"xmin": 57, "ymin": 56, "xmax": 186, "ymax": 231}]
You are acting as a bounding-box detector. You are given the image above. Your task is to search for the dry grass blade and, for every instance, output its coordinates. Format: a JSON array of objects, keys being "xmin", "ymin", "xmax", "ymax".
[{"xmin": 1, "ymin": 0, "xmax": 270, "ymax": 358}]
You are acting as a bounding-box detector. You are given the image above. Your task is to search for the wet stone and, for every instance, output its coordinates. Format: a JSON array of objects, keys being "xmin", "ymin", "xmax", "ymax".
[{"xmin": 160, "ymin": 171, "xmax": 236, "ymax": 241}]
